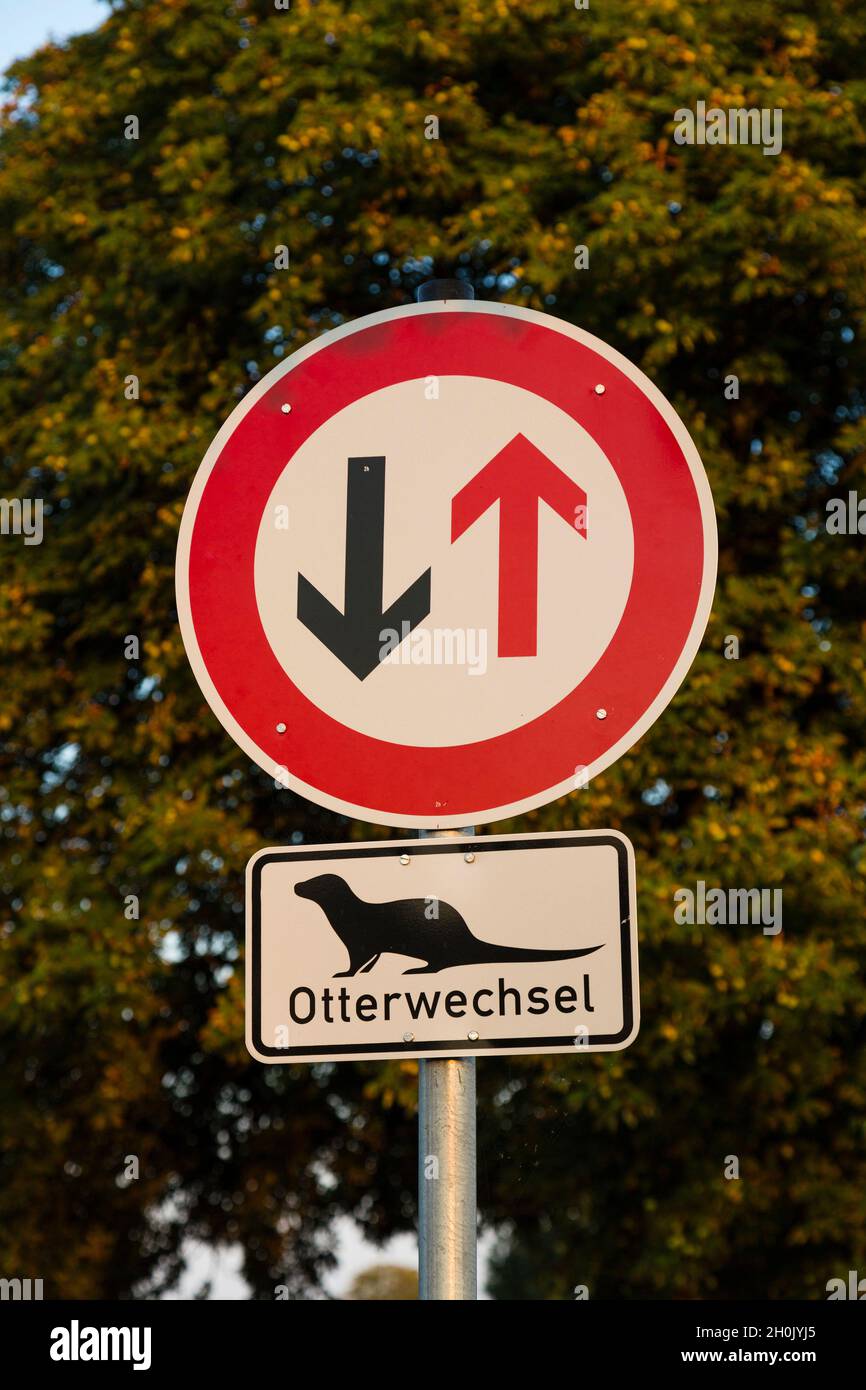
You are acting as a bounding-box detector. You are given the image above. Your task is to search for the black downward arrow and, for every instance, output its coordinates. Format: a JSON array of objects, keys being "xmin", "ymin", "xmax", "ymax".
[{"xmin": 297, "ymin": 456, "xmax": 432, "ymax": 680}]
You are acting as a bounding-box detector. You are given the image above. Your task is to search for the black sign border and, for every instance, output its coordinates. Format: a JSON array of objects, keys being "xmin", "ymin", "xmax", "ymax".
[{"xmin": 249, "ymin": 834, "xmax": 635, "ymax": 1060}]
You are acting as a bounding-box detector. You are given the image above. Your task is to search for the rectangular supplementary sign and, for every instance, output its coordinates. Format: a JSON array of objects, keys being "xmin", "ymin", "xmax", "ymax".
[{"xmin": 246, "ymin": 830, "xmax": 639, "ymax": 1063}]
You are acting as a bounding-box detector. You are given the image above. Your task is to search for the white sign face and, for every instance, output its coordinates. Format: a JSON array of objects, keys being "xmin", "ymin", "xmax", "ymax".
[
  {"xmin": 254, "ymin": 377, "xmax": 633, "ymax": 746},
  {"xmin": 178, "ymin": 301, "xmax": 716, "ymax": 828},
  {"xmin": 247, "ymin": 831, "xmax": 639, "ymax": 1063}
]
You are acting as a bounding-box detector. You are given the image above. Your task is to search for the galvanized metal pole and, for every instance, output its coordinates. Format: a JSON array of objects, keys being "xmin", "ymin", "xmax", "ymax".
[
  {"xmin": 416, "ymin": 826, "xmax": 477, "ymax": 1301},
  {"xmin": 414, "ymin": 271, "xmax": 479, "ymax": 1301},
  {"xmin": 418, "ymin": 1051, "xmax": 477, "ymax": 1299}
]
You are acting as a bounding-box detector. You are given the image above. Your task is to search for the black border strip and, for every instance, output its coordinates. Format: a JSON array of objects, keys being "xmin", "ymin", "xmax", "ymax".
[{"xmin": 250, "ymin": 835, "xmax": 635, "ymax": 1059}]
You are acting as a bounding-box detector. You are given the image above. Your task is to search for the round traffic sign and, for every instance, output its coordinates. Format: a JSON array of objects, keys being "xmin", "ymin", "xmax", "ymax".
[{"xmin": 176, "ymin": 301, "xmax": 716, "ymax": 828}]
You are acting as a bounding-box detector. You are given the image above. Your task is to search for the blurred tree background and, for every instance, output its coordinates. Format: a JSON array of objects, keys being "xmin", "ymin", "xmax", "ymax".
[
  {"xmin": 346, "ymin": 1264, "xmax": 417, "ymax": 1300},
  {"xmin": 1, "ymin": 0, "xmax": 865, "ymax": 1300}
]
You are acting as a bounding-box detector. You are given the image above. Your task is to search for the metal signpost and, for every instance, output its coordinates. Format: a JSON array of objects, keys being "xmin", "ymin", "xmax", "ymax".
[
  {"xmin": 417, "ymin": 281, "xmax": 477, "ymax": 1301},
  {"xmin": 176, "ymin": 280, "xmax": 716, "ymax": 1299},
  {"xmin": 418, "ymin": 814, "xmax": 477, "ymax": 1303},
  {"xmin": 418, "ymin": 1050, "xmax": 476, "ymax": 1300}
]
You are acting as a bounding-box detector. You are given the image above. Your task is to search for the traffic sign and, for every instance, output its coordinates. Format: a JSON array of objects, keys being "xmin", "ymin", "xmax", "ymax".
[
  {"xmin": 246, "ymin": 831, "xmax": 638, "ymax": 1063},
  {"xmin": 176, "ymin": 301, "xmax": 716, "ymax": 828}
]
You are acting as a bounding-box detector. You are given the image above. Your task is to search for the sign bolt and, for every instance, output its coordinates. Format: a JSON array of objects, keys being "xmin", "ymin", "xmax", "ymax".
[
  {"xmin": 594, "ymin": 383, "xmax": 606, "ymax": 395},
  {"xmin": 403, "ymin": 1031, "xmax": 414, "ymax": 1042},
  {"xmin": 467, "ymin": 1031, "xmax": 479, "ymax": 1041},
  {"xmin": 399, "ymin": 854, "xmax": 410, "ymax": 865},
  {"xmin": 276, "ymin": 722, "xmax": 287, "ymax": 733},
  {"xmin": 596, "ymin": 708, "xmax": 607, "ymax": 719},
  {"xmin": 280, "ymin": 403, "xmax": 292, "ymax": 414},
  {"xmin": 464, "ymin": 852, "xmax": 475, "ymax": 863}
]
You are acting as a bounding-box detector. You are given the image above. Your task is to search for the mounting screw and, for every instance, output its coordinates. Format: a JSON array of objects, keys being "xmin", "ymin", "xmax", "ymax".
[
  {"xmin": 276, "ymin": 722, "xmax": 287, "ymax": 734},
  {"xmin": 403, "ymin": 1031, "xmax": 414, "ymax": 1042},
  {"xmin": 596, "ymin": 708, "xmax": 607, "ymax": 719},
  {"xmin": 467, "ymin": 1030, "xmax": 479, "ymax": 1041},
  {"xmin": 464, "ymin": 852, "xmax": 475, "ymax": 863},
  {"xmin": 399, "ymin": 854, "xmax": 410, "ymax": 865},
  {"xmin": 594, "ymin": 384, "xmax": 605, "ymax": 395},
  {"xmin": 281, "ymin": 403, "xmax": 292, "ymax": 414}
]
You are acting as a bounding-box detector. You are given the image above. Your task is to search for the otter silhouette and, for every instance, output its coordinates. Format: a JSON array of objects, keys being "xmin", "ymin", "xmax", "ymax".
[{"xmin": 294, "ymin": 873, "xmax": 602, "ymax": 976}]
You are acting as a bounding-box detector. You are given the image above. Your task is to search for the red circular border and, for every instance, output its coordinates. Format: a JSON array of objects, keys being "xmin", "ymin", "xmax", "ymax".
[{"xmin": 188, "ymin": 310, "xmax": 704, "ymax": 819}]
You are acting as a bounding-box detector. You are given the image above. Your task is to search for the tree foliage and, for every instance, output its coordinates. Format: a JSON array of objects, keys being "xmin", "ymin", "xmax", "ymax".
[
  {"xmin": 346, "ymin": 1264, "xmax": 418, "ymax": 1300},
  {"xmin": 1, "ymin": 0, "xmax": 865, "ymax": 1299}
]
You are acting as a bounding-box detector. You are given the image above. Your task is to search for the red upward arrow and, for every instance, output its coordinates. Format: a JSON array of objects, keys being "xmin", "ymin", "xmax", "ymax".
[{"xmin": 451, "ymin": 433, "xmax": 587, "ymax": 658}]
